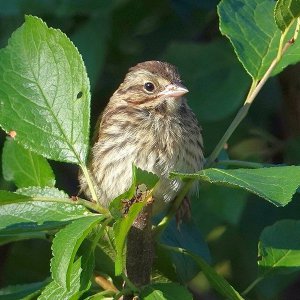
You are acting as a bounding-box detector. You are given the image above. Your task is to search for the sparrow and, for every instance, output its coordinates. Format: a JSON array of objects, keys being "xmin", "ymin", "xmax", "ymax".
[{"xmin": 80, "ymin": 61, "xmax": 204, "ymax": 216}]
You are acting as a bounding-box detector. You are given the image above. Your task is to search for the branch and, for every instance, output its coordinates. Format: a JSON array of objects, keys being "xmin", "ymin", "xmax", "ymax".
[
  {"xmin": 124, "ymin": 201, "xmax": 154, "ymax": 300},
  {"xmin": 28, "ymin": 195, "xmax": 108, "ymax": 214},
  {"xmin": 205, "ymin": 20, "xmax": 299, "ymax": 167},
  {"xmin": 213, "ymin": 159, "xmax": 272, "ymax": 169},
  {"xmin": 80, "ymin": 164, "xmax": 99, "ymax": 202},
  {"xmin": 154, "ymin": 18, "xmax": 300, "ymax": 236}
]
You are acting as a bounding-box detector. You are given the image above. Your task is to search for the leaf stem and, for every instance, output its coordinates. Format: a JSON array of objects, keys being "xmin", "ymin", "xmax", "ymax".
[
  {"xmin": 241, "ymin": 276, "xmax": 264, "ymax": 296},
  {"xmin": 205, "ymin": 20, "xmax": 299, "ymax": 167},
  {"xmin": 160, "ymin": 243, "xmax": 244, "ymax": 300},
  {"xmin": 213, "ymin": 159, "xmax": 271, "ymax": 169},
  {"xmin": 92, "ymin": 217, "xmax": 112, "ymax": 250},
  {"xmin": 80, "ymin": 164, "xmax": 100, "ymax": 205},
  {"xmin": 114, "ymin": 287, "xmax": 136, "ymax": 300},
  {"xmin": 29, "ymin": 195, "xmax": 108, "ymax": 214},
  {"xmin": 294, "ymin": 18, "xmax": 300, "ymax": 41},
  {"xmin": 121, "ymin": 273, "xmax": 139, "ymax": 293}
]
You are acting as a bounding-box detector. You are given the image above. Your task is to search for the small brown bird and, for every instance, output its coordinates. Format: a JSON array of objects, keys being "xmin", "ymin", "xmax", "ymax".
[{"xmin": 80, "ymin": 61, "xmax": 204, "ymax": 215}]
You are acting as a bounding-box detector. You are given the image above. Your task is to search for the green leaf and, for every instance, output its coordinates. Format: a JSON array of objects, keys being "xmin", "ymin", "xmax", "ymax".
[
  {"xmin": 163, "ymin": 40, "xmax": 250, "ymax": 122},
  {"xmin": 113, "ymin": 201, "xmax": 147, "ymax": 275},
  {"xmin": 218, "ymin": 0, "xmax": 278, "ymax": 79},
  {"xmin": 76, "ymin": 239, "xmax": 97, "ymax": 292},
  {"xmin": 258, "ymin": 219, "xmax": 300, "ymax": 277},
  {"xmin": 0, "ymin": 190, "xmax": 30, "ymax": 205},
  {"xmin": 2, "ymin": 138, "xmax": 55, "ymax": 188},
  {"xmin": 140, "ymin": 283, "xmax": 193, "ymax": 300},
  {"xmin": 0, "ymin": 280, "xmax": 48, "ymax": 300},
  {"xmin": 136, "ymin": 167, "xmax": 159, "ymax": 190},
  {"xmin": 172, "ymin": 166, "xmax": 300, "ymax": 206},
  {"xmin": 153, "ymin": 243, "xmax": 178, "ymax": 283},
  {"xmin": 189, "ymin": 250, "xmax": 244, "ymax": 300},
  {"xmin": 94, "ymin": 227, "xmax": 119, "ymax": 284},
  {"xmin": 16, "ymin": 186, "xmax": 68, "ymax": 198},
  {"xmin": 50, "ymin": 215, "xmax": 103, "ymax": 289},
  {"xmin": 0, "ymin": 15, "xmax": 90, "ymax": 164},
  {"xmin": 159, "ymin": 219, "xmax": 211, "ymax": 283},
  {"xmin": 109, "ymin": 165, "xmax": 137, "ymax": 218},
  {"xmin": 218, "ymin": 0, "xmax": 300, "ymax": 79},
  {"xmin": 162, "ymin": 245, "xmax": 244, "ymax": 300},
  {"xmin": 275, "ymin": 0, "xmax": 300, "ymax": 31},
  {"xmin": 0, "ymin": 188, "xmax": 91, "ymax": 245},
  {"xmin": 109, "ymin": 165, "xmax": 158, "ymax": 219},
  {"xmin": 38, "ymin": 258, "xmax": 89, "ymax": 300}
]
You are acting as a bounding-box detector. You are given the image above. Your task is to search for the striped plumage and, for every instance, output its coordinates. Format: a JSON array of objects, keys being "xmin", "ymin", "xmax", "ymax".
[{"xmin": 80, "ymin": 61, "xmax": 204, "ymax": 214}]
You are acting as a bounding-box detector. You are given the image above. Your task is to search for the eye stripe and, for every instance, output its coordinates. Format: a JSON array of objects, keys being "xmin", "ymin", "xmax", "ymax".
[{"xmin": 126, "ymin": 95, "xmax": 159, "ymax": 105}]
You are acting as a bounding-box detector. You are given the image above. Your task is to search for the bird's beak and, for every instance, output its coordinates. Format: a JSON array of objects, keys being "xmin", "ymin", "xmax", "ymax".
[{"xmin": 158, "ymin": 83, "xmax": 189, "ymax": 98}]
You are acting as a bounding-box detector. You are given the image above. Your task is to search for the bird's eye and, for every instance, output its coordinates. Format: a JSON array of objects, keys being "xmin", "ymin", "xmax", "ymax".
[{"xmin": 144, "ymin": 82, "xmax": 155, "ymax": 93}]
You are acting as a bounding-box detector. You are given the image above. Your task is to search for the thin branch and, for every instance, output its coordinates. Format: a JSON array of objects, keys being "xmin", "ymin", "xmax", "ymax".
[
  {"xmin": 80, "ymin": 164, "xmax": 100, "ymax": 204},
  {"xmin": 29, "ymin": 195, "xmax": 107, "ymax": 214},
  {"xmin": 213, "ymin": 159, "xmax": 271, "ymax": 169},
  {"xmin": 155, "ymin": 18, "xmax": 300, "ymax": 236},
  {"xmin": 205, "ymin": 20, "xmax": 299, "ymax": 167},
  {"xmin": 121, "ymin": 273, "xmax": 139, "ymax": 293},
  {"xmin": 242, "ymin": 276, "xmax": 264, "ymax": 296}
]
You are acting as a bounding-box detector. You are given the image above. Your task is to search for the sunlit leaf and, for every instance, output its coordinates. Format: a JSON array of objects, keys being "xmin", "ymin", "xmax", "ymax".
[
  {"xmin": 218, "ymin": 0, "xmax": 300, "ymax": 79},
  {"xmin": 113, "ymin": 201, "xmax": 146, "ymax": 275},
  {"xmin": 0, "ymin": 15, "xmax": 90, "ymax": 163},
  {"xmin": 275, "ymin": 0, "xmax": 300, "ymax": 31},
  {"xmin": 172, "ymin": 166, "xmax": 300, "ymax": 206},
  {"xmin": 50, "ymin": 215, "xmax": 103, "ymax": 289},
  {"xmin": 0, "ymin": 188, "xmax": 91, "ymax": 245},
  {"xmin": 39, "ymin": 258, "xmax": 89, "ymax": 300},
  {"xmin": 140, "ymin": 283, "xmax": 193, "ymax": 300},
  {"xmin": 258, "ymin": 219, "xmax": 300, "ymax": 277}
]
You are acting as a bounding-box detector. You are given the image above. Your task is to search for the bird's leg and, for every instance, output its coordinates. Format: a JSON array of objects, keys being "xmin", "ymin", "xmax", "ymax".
[{"xmin": 176, "ymin": 196, "xmax": 191, "ymax": 229}]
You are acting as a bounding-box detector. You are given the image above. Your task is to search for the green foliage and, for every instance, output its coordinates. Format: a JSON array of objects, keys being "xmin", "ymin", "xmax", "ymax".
[
  {"xmin": 50, "ymin": 215, "xmax": 103, "ymax": 289},
  {"xmin": 187, "ymin": 250, "xmax": 244, "ymax": 300},
  {"xmin": 0, "ymin": 280, "xmax": 48, "ymax": 300},
  {"xmin": 140, "ymin": 283, "xmax": 193, "ymax": 300},
  {"xmin": 218, "ymin": 0, "xmax": 300, "ymax": 79},
  {"xmin": 218, "ymin": 0, "xmax": 280, "ymax": 79},
  {"xmin": 161, "ymin": 245, "xmax": 244, "ymax": 300},
  {"xmin": 0, "ymin": 15, "xmax": 90, "ymax": 164},
  {"xmin": 0, "ymin": 190, "xmax": 30, "ymax": 205},
  {"xmin": 159, "ymin": 219, "xmax": 211, "ymax": 283},
  {"xmin": 258, "ymin": 219, "xmax": 300, "ymax": 276},
  {"xmin": 109, "ymin": 166, "xmax": 158, "ymax": 218},
  {"xmin": 275, "ymin": 0, "xmax": 300, "ymax": 31},
  {"xmin": 2, "ymin": 138, "xmax": 55, "ymax": 188},
  {"xmin": 108, "ymin": 167, "xmax": 157, "ymax": 277},
  {"xmin": 0, "ymin": 188, "xmax": 92, "ymax": 245},
  {"xmin": 0, "ymin": 1, "xmax": 300, "ymax": 299},
  {"xmin": 39, "ymin": 258, "xmax": 89, "ymax": 300},
  {"xmin": 113, "ymin": 201, "xmax": 147, "ymax": 276},
  {"xmin": 172, "ymin": 166, "xmax": 300, "ymax": 206},
  {"xmin": 112, "ymin": 166, "xmax": 158, "ymax": 275}
]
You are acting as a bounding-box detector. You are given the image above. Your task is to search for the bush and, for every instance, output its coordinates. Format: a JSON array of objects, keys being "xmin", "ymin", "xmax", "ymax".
[{"xmin": 1, "ymin": 1, "xmax": 300, "ymax": 299}]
